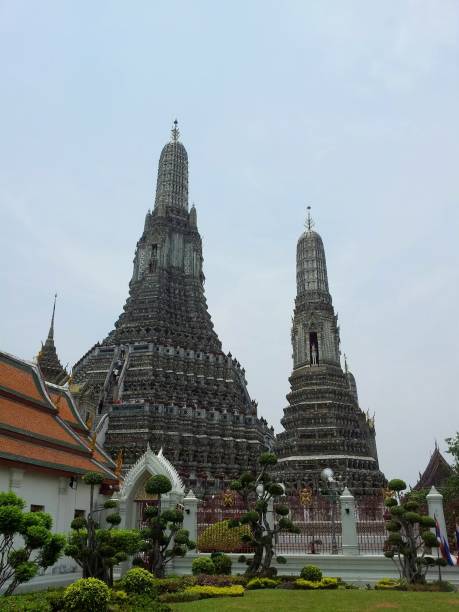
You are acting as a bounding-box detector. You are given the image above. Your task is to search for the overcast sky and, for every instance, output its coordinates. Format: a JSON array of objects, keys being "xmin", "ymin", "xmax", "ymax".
[{"xmin": 1, "ymin": 1, "xmax": 458, "ymax": 487}]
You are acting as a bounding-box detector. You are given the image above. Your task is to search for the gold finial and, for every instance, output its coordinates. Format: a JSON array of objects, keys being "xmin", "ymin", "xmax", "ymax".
[
  {"xmin": 305, "ymin": 206, "xmax": 314, "ymax": 231},
  {"xmin": 171, "ymin": 119, "xmax": 180, "ymax": 142},
  {"xmin": 114, "ymin": 449, "xmax": 124, "ymax": 478},
  {"xmin": 89, "ymin": 431, "xmax": 97, "ymax": 452},
  {"xmin": 85, "ymin": 412, "xmax": 94, "ymax": 431}
]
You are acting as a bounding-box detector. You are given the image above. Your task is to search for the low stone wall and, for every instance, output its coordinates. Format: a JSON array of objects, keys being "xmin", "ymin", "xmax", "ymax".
[{"xmin": 170, "ymin": 553, "xmax": 459, "ymax": 587}]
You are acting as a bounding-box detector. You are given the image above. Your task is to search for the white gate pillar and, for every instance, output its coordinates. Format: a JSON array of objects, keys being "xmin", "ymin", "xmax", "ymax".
[
  {"xmin": 426, "ymin": 486, "xmax": 447, "ymax": 540},
  {"xmin": 340, "ymin": 487, "xmax": 359, "ymax": 555},
  {"xmin": 183, "ymin": 490, "xmax": 199, "ymax": 544}
]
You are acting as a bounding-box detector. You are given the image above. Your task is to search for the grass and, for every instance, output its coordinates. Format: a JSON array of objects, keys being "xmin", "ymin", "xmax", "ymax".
[{"xmin": 170, "ymin": 589, "xmax": 459, "ymax": 611}]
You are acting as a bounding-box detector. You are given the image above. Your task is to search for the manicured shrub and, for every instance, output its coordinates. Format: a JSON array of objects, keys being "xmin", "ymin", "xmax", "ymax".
[
  {"xmin": 155, "ymin": 575, "xmax": 195, "ymax": 593},
  {"xmin": 295, "ymin": 577, "xmax": 338, "ymax": 590},
  {"xmin": 159, "ymin": 591, "xmax": 202, "ymax": 603},
  {"xmin": 122, "ymin": 567, "xmax": 157, "ymax": 596},
  {"xmin": 125, "ymin": 594, "xmax": 171, "ymax": 611},
  {"xmin": 246, "ymin": 577, "xmax": 278, "ymax": 589},
  {"xmin": 184, "ymin": 585, "xmax": 244, "ymax": 598},
  {"xmin": 63, "ymin": 577, "xmax": 110, "ymax": 612},
  {"xmin": 197, "ymin": 520, "xmax": 252, "ymax": 553},
  {"xmin": 192, "ymin": 556, "xmax": 215, "ymax": 575},
  {"xmin": 194, "ymin": 574, "xmax": 246, "ymax": 587},
  {"xmin": 375, "ymin": 578, "xmax": 404, "ymax": 590},
  {"xmin": 211, "ymin": 552, "xmax": 232, "ymax": 575},
  {"xmin": 300, "ymin": 564, "xmax": 322, "ymax": 582}
]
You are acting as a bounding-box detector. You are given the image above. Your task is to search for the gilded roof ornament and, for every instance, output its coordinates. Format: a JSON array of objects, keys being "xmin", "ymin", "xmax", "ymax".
[
  {"xmin": 305, "ymin": 205, "xmax": 314, "ymax": 231},
  {"xmin": 171, "ymin": 119, "xmax": 180, "ymax": 142}
]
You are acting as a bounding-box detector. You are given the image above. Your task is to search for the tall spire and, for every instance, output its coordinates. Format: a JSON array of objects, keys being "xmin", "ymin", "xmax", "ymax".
[
  {"xmin": 47, "ymin": 293, "xmax": 57, "ymax": 340},
  {"xmin": 171, "ymin": 118, "xmax": 180, "ymax": 142},
  {"xmin": 296, "ymin": 210, "xmax": 330, "ymax": 298},
  {"xmin": 154, "ymin": 120, "xmax": 189, "ymax": 210},
  {"xmin": 37, "ymin": 294, "xmax": 67, "ymax": 385},
  {"xmin": 305, "ymin": 205, "xmax": 314, "ymax": 231}
]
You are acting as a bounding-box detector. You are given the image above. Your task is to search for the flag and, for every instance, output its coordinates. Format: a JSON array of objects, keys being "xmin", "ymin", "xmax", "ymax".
[{"xmin": 435, "ymin": 515, "xmax": 455, "ymax": 566}]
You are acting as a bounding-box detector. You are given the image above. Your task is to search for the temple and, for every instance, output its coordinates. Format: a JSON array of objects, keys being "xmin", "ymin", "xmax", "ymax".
[
  {"xmin": 414, "ymin": 444, "xmax": 453, "ymax": 491},
  {"xmin": 71, "ymin": 122, "xmax": 274, "ymax": 494},
  {"xmin": 275, "ymin": 210, "xmax": 386, "ymax": 495},
  {"xmin": 36, "ymin": 294, "xmax": 68, "ymax": 385}
]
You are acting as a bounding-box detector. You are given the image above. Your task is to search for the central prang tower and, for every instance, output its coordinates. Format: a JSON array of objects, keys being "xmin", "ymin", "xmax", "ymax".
[
  {"xmin": 275, "ymin": 212, "xmax": 385, "ymax": 495},
  {"xmin": 72, "ymin": 122, "xmax": 273, "ymax": 494}
]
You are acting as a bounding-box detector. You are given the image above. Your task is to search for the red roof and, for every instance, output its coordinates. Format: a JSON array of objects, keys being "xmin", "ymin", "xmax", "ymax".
[{"xmin": 0, "ymin": 351, "xmax": 118, "ymax": 482}]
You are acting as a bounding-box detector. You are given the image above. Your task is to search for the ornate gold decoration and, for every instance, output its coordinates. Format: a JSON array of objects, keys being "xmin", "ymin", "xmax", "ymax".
[
  {"xmin": 222, "ymin": 489, "xmax": 236, "ymax": 507},
  {"xmin": 114, "ymin": 449, "xmax": 124, "ymax": 478},
  {"xmin": 89, "ymin": 431, "xmax": 97, "ymax": 452},
  {"xmin": 299, "ymin": 486, "xmax": 313, "ymax": 506}
]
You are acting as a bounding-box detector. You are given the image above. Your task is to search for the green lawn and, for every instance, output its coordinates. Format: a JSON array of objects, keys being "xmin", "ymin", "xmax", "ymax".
[{"xmin": 171, "ymin": 589, "xmax": 459, "ymax": 611}]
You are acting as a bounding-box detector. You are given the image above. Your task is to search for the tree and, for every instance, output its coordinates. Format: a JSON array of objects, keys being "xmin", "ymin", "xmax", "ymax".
[
  {"xmin": 383, "ymin": 478, "xmax": 441, "ymax": 584},
  {"xmin": 229, "ymin": 453, "xmax": 300, "ymax": 577},
  {"xmin": 64, "ymin": 472, "xmax": 141, "ymax": 585},
  {"xmin": 138, "ymin": 474, "xmax": 195, "ymax": 577},
  {"xmin": 0, "ymin": 491, "xmax": 65, "ymax": 596}
]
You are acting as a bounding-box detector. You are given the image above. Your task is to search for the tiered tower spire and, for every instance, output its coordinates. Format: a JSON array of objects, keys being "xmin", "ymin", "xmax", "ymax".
[
  {"xmin": 36, "ymin": 294, "xmax": 68, "ymax": 385},
  {"xmin": 71, "ymin": 123, "xmax": 273, "ymax": 493},
  {"xmin": 275, "ymin": 213, "xmax": 385, "ymax": 495}
]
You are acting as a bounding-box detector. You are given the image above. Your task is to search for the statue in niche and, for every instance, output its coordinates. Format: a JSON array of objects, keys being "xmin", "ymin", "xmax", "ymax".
[{"xmin": 311, "ymin": 344, "xmax": 318, "ymax": 365}]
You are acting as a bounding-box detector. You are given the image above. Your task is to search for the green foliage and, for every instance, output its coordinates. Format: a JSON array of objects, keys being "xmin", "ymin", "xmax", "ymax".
[
  {"xmin": 82, "ymin": 472, "xmax": 105, "ymax": 486},
  {"xmin": 259, "ymin": 453, "xmax": 277, "ymax": 466},
  {"xmin": 192, "ymin": 556, "xmax": 215, "ymax": 575},
  {"xmin": 0, "ymin": 492, "xmax": 64, "ymax": 595},
  {"xmin": 122, "ymin": 567, "xmax": 157, "ymax": 596},
  {"xmin": 274, "ymin": 505, "xmax": 289, "ymax": 516},
  {"xmin": 145, "ymin": 474, "xmax": 172, "ymax": 496},
  {"xmin": 228, "ymin": 453, "xmax": 298, "ymax": 578},
  {"xmin": 300, "ymin": 565, "xmax": 322, "ymax": 582},
  {"xmin": 159, "ymin": 591, "xmax": 202, "ymax": 603},
  {"xmin": 212, "ymin": 552, "xmax": 232, "ymax": 575},
  {"xmin": 276, "ymin": 555, "xmax": 287, "ymax": 564},
  {"xmin": 105, "ymin": 513, "xmax": 122, "ymax": 525},
  {"xmin": 184, "ymin": 584, "xmax": 245, "ymax": 598},
  {"xmin": 383, "ymin": 477, "xmax": 440, "ymax": 585},
  {"xmin": 103, "ymin": 500, "xmax": 118, "ymax": 510},
  {"xmin": 295, "ymin": 577, "xmax": 339, "ymax": 589},
  {"xmin": 197, "ymin": 520, "xmax": 251, "ymax": 553},
  {"xmin": 63, "ymin": 577, "xmax": 110, "ymax": 611},
  {"xmin": 384, "ymin": 497, "xmax": 397, "ymax": 507},
  {"xmin": 246, "ymin": 577, "xmax": 278, "ymax": 589},
  {"xmin": 388, "ymin": 479, "xmax": 407, "ymax": 492},
  {"xmin": 374, "ymin": 578, "xmax": 404, "ymax": 590}
]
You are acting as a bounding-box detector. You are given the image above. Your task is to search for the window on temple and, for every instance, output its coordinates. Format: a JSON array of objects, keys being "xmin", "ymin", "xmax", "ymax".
[
  {"xmin": 30, "ymin": 504, "xmax": 44, "ymax": 512},
  {"xmin": 74, "ymin": 509, "xmax": 86, "ymax": 518},
  {"xmin": 309, "ymin": 332, "xmax": 319, "ymax": 365}
]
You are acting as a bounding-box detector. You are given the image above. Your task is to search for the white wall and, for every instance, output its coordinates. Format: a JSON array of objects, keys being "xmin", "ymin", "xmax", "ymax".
[{"xmin": 0, "ymin": 465, "xmax": 106, "ymax": 592}]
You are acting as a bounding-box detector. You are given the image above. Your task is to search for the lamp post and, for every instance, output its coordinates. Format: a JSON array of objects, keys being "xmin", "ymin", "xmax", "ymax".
[{"xmin": 320, "ymin": 468, "xmax": 342, "ymax": 555}]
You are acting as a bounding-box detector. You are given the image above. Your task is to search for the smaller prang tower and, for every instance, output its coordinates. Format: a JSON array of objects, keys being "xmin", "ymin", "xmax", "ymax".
[
  {"xmin": 275, "ymin": 211, "xmax": 385, "ymax": 495},
  {"xmin": 36, "ymin": 294, "xmax": 68, "ymax": 385}
]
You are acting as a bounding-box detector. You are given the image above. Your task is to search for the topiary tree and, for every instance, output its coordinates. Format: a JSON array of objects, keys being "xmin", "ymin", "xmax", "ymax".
[
  {"xmin": 63, "ymin": 577, "xmax": 110, "ymax": 612},
  {"xmin": 0, "ymin": 491, "xmax": 65, "ymax": 595},
  {"xmin": 383, "ymin": 478, "xmax": 440, "ymax": 584},
  {"xmin": 191, "ymin": 556, "xmax": 215, "ymax": 575},
  {"xmin": 229, "ymin": 453, "xmax": 300, "ymax": 577},
  {"xmin": 139, "ymin": 475, "xmax": 195, "ymax": 577},
  {"xmin": 64, "ymin": 472, "xmax": 141, "ymax": 586}
]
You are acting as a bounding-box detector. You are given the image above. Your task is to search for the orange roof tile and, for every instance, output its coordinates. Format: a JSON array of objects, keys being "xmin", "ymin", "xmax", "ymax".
[
  {"xmin": 0, "ymin": 433, "xmax": 111, "ymax": 476},
  {"xmin": 0, "ymin": 396, "xmax": 80, "ymax": 449},
  {"xmin": 49, "ymin": 391, "xmax": 81, "ymax": 427},
  {"xmin": 0, "ymin": 361, "xmax": 45, "ymax": 404}
]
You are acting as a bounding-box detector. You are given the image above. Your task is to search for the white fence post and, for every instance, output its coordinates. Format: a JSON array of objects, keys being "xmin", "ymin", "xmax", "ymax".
[
  {"xmin": 340, "ymin": 487, "xmax": 359, "ymax": 556},
  {"xmin": 426, "ymin": 486, "xmax": 447, "ymax": 540},
  {"xmin": 183, "ymin": 490, "xmax": 199, "ymax": 544}
]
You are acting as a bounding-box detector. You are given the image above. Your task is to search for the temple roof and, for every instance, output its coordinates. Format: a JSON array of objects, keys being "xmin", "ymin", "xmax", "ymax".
[
  {"xmin": 413, "ymin": 446, "xmax": 453, "ymax": 490},
  {"xmin": 0, "ymin": 351, "xmax": 118, "ymax": 482},
  {"xmin": 36, "ymin": 295, "xmax": 68, "ymax": 385}
]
